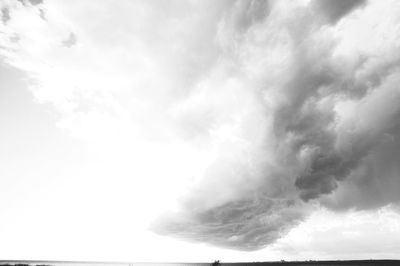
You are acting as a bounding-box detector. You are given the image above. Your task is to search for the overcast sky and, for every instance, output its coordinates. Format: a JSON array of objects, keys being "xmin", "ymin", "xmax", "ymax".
[{"xmin": 1, "ymin": 0, "xmax": 400, "ymax": 262}]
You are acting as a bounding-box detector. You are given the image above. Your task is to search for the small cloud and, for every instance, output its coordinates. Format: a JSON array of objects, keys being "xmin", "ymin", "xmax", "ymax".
[
  {"xmin": 17, "ymin": 0, "xmax": 44, "ymax": 6},
  {"xmin": 1, "ymin": 7, "xmax": 10, "ymax": 24},
  {"xmin": 39, "ymin": 8, "xmax": 46, "ymax": 20},
  {"xmin": 28, "ymin": 0, "xmax": 44, "ymax": 6},
  {"xmin": 10, "ymin": 34, "xmax": 20, "ymax": 43},
  {"xmin": 62, "ymin": 32, "xmax": 77, "ymax": 48}
]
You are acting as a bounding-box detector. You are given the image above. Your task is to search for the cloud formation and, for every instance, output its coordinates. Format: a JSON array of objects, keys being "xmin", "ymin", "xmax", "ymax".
[
  {"xmin": 154, "ymin": 0, "xmax": 400, "ymax": 250},
  {"xmin": 1, "ymin": 0, "xmax": 400, "ymax": 252}
]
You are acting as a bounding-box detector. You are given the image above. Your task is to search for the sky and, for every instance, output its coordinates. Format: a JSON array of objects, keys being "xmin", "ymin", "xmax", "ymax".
[{"xmin": 1, "ymin": 0, "xmax": 400, "ymax": 262}]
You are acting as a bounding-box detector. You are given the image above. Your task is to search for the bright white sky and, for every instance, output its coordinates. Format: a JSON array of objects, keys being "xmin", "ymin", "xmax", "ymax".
[{"xmin": 1, "ymin": 0, "xmax": 400, "ymax": 262}]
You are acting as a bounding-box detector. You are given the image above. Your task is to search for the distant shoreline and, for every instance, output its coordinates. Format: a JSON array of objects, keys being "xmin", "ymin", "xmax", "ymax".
[{"xmin": 1, "ymin": 260, "xmax": 400, "ymax": 266}]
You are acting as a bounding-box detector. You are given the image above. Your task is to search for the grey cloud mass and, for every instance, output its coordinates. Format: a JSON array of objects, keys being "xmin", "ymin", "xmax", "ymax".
[{"xmin": 152, "ymin": 0, "xmax": 400, "ymax": 250}]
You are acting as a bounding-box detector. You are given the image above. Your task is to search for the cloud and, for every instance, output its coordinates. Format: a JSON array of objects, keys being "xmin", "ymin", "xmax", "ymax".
[
  {"xmin": 1, "ymin": 7, "xmax": 10, "ymax": 23},
  {"xmin": 152, "ymin": 198, "xmax": 305, "ymax": 251},
  {"xmin": 224, "ymin": 0, "xmax": 270, "ymax": 33},
  {"xmin": 2, "ymin": 0, "xmax": 400, "ymax": 253},
  {"xmin": 321, "ymin": 73, "xmax": 400, "ymax": 210},
  {"xmin": 273, "ymin": 206, "xmax": 400, "ymax": 260},
  {"xmin": 154, "ymin": 0, "xmax": 400, "ymax": 250},
  {"xmin": 312, "ymin": 0, "xmax": 367, "ymax": 24},
  {"xmin": 16, "ymin": 0, "xmax": 43, "ymax": 6},
  {"xmin": 28, "ymin": 0, "xmax": 43, "ymax": 5},
  {"xmin": 61, "ymin": 32, "xmax": 76, "ymax": 47}
]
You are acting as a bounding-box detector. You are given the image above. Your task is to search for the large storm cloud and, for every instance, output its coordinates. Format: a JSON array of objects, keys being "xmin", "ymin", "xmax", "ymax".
[{"xmin": 153, "ymin": 0, "xmax": 400, "ymax": 250}]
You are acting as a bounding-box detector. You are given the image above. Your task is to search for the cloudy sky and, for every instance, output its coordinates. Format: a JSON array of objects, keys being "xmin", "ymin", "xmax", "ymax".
[{"xmin": 1, "ymin": 0, "xmax": 400, "ymax": 262}]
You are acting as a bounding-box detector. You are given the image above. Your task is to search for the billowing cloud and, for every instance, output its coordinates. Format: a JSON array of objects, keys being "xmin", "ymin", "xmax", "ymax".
[
  {"xmin": 1, "ymin": 0, "xmax": 400, "ymax": 253},
  {"xmin": 154, "ymin": 0, "xmax": 400, "ymax": 250}
]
